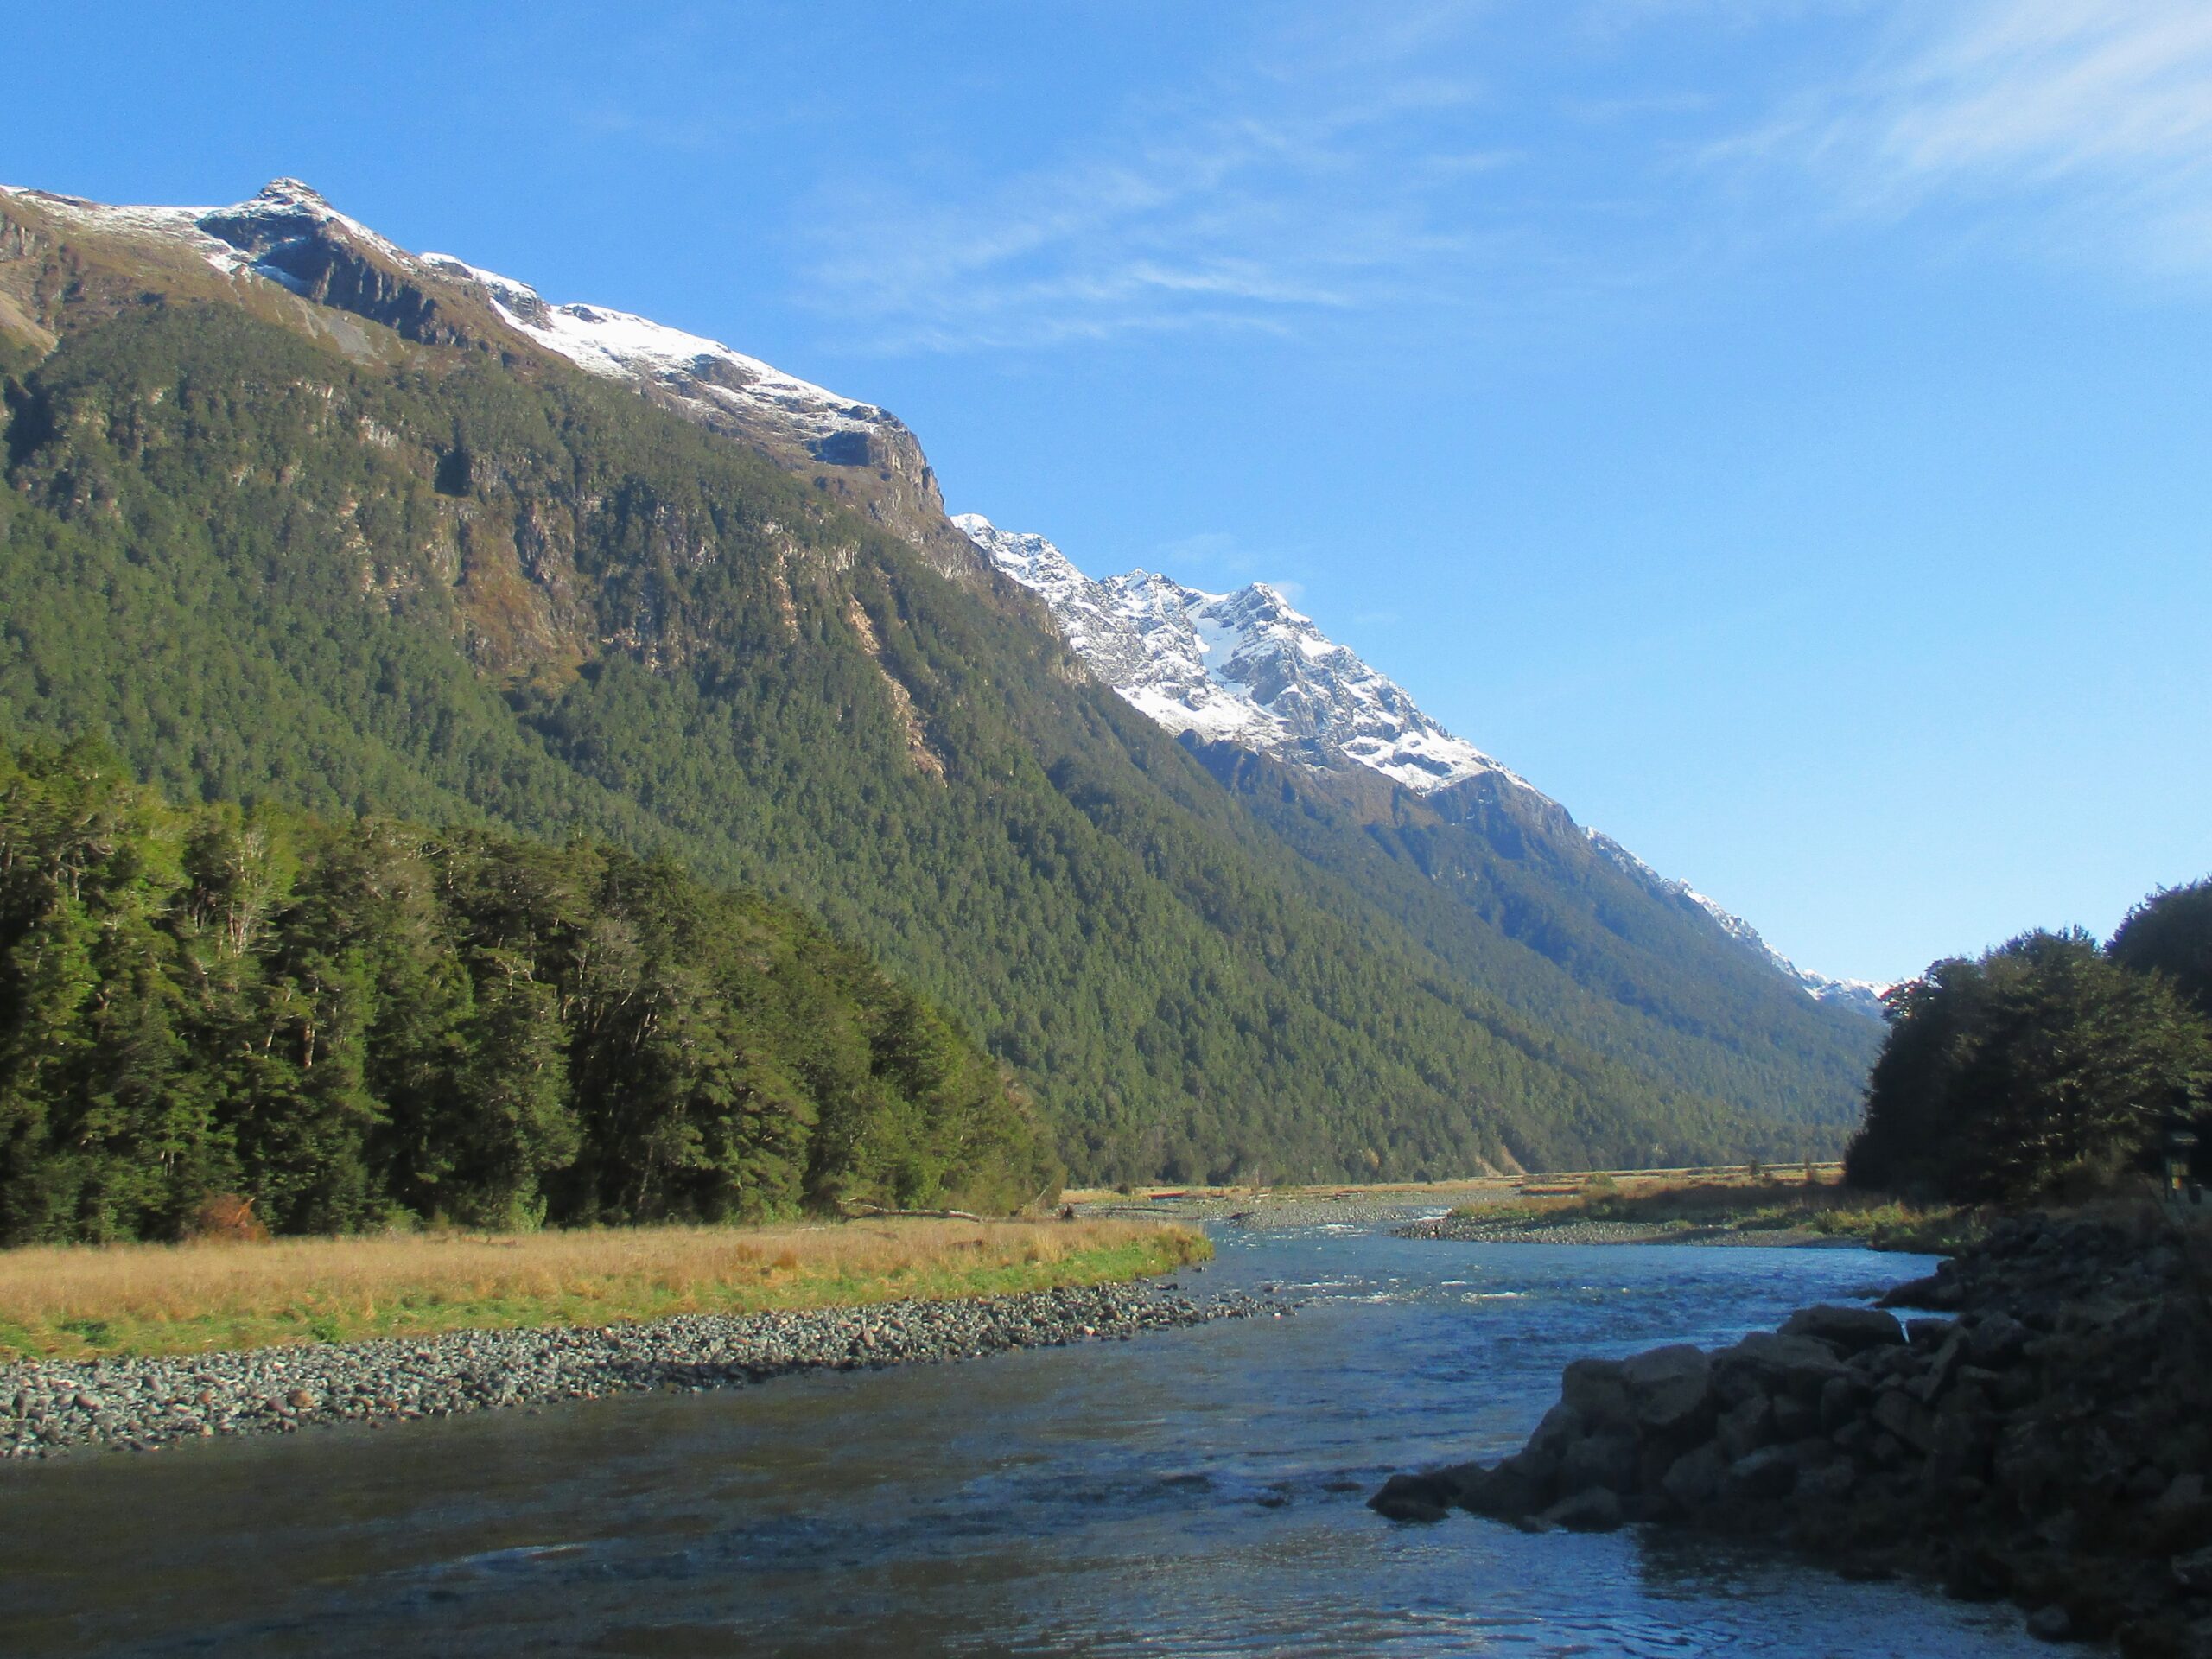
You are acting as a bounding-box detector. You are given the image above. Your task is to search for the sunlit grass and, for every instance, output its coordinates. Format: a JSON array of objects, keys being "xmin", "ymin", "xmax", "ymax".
[{"xmin": 0, "ymin": 1218, "xmax": 1211, "ymax": 1363}]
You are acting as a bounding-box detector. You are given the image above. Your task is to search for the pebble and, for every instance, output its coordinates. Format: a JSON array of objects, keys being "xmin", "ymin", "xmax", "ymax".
[{"xmin": 0, "ymin": 1282, "xmax": 1273, "ymax": 1461}]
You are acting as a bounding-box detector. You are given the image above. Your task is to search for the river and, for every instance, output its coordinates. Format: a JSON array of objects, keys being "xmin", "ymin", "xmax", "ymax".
[{"xmin": 1, "ymin": 1214, "xmax": 2048, "ymax": 1656}]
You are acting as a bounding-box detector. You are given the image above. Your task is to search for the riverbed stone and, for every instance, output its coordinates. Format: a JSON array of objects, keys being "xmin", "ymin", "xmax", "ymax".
[
  {"xmin": 1384, "ymin": 1212, "xmax": 2212, "ymax": 1659},
  {"xmin": 1715, "ymin": 1332, "xmax": 1849, "ymax": 1403},
  {"xmin": 1724, "ymin": 1445, "xmax": 1799, "ymax": 1502},
  {"xmin": 1560, "ymin": 1358, "xmax": 1631, "ymax": 1431},
  {"xmin": 1558, "ymin": 1430, "xmax": 1639, "ymax": 1497},
  {"xmin": 1716, "ymin": 1394, "xmax": 1776, "ymax": 1463},
  {"xmin": 1619, "ymin": 1344, "xmax": 1713, "ymax": 1433},
  {"xmin": 2171, "ymin": 1544, "xmax": 2212, "ymax": 1594},
  {"xmin": 1369, "ymin": 1472, "xmax": 1455, "ymax": 1524},
  {"xmin": 1964, "ymin": 1311, "xmax": 2030, "ymax": 1370},
  {"xmin": 2024, "ymin": 1604, "xmax": 2075, "ymax": 1643},
  {"xmin": 1870, "ymin": 1388, "xmax": 1937, "ymax": 1454},
  {"xmin": 1818, "ymin": 1374, "xmax": 1866, "ymax": 1433},
  {"xmin": 1661, "ymin": 1441, "xmax": 1727, "ymax": 1510},
  {"xmin": 1457, "ymin": 1459, "xmax": 1548, "ymax": 1520},
  {"xmin": 1525, "ymin": 1400, "xmax": 1586, "ymax": 1463},
  {"xmin": 1779, "ymin": 1305, "xmax": 1904, "ymax": 1356},
  {"xmin": 1796, "ymin": 1458, "xmax": 1859, "ymax": 1504},
  {"xmin": 1541, "ymin": 1485, "xmax": 1624, "ymax": 1533}
]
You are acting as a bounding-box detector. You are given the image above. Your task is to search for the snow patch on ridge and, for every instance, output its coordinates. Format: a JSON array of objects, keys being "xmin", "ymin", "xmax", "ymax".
[
  {"xmin": 0, "ymin": 179, "xmax": 893, "ymax": 459},
  {"xmin": 421, "ymin": 254, "xmax": 889, "ymax": 448}
]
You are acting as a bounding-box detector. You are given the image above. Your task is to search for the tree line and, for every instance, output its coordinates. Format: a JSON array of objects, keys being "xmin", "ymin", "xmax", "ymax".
[
  {"xmin": 0, "ymin": 739, "xmax": 1058, "ymax": 1243},
  {"xmin": 1845, "ymin": 881, "xmax": 2212, "ymax": 1203}
]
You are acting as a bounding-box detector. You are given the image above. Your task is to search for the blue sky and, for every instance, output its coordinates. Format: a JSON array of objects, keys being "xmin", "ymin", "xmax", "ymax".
[{"xmin": 12, "ymin": 1, "xmax": 2211, "ymax": 982}]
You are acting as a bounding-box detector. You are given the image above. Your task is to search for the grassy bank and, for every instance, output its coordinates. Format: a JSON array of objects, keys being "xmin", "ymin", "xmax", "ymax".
[
  {"xmin": 1446, "ymin": 1168, "xmax": 1978, "ymax": 1251},
  {"xmin": 0, "ymin": 1218, "xmax": 1211, "ymax": 1363}
]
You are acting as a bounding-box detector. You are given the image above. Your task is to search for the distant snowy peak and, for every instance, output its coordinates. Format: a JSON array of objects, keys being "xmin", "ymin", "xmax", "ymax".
[
  {"xmin": 1586, "ymin": 832, "xmax": 1892, "ymax": 1017},
  {"xmin": 956, "ymin": 514, "xmax": 1520, "ymax": 793},
  {"xmin": 964, "ymin": 512, "xmax": 1886, "ymax": 1018},
  {"xmin": 418, "ymin": 253, "xmax": 892, "ymax": 453}
]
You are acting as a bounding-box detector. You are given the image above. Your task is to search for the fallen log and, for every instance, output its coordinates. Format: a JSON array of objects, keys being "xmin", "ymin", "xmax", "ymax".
[{"xmin": 842, "ymin": 1203, "xmax": 988, "ymax": 1223}]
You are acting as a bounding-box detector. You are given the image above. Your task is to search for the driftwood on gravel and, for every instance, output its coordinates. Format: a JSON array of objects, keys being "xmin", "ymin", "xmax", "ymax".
[{"xmin": 842, "ymin": 1203, "xmax": 988, "ymax": 1222}]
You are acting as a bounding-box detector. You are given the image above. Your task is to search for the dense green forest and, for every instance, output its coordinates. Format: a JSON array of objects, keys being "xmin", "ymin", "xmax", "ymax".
[
  {"xmin": 0, "ymin": 191, "xmax": 1881, "ymax": 1180},
  {"xmin": 1845, "ymin": 881, "xmax": 2212, "ymax": 1202},
  {"xmin": 1193, "ymin": 747, "xmax": 1879, "ymax": 1137},
  {"xmin": 0, "ymin": 739, "xmax": 1057, "ymax": 1243}
]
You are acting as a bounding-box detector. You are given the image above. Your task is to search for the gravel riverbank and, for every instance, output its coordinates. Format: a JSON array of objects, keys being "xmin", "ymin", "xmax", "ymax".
[
  {"xmin": 1, "ymin": 1281, "xmax": 1278, "ymax": 1462},
  {"xmin": 1396, "ymin": 1216, "xmax": 1847, "ymax": 1247},
  {"xmin": 1079, "ymin": 1195, "xmax": 1446, "ymax": 1230}
]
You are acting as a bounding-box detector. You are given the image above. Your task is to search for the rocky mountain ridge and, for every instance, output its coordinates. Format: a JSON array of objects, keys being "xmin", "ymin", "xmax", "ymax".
[
  {"xmin": 957, "ymin": 514, "xmax": 1885, "ymax": 1016},
  {"xmin": 1585, "ymin": 833, "xmax": 1890, "ymax": 1017},
  {"xmin": 0, "ymin": 178, "xmax": 983, "ymax": 585}
]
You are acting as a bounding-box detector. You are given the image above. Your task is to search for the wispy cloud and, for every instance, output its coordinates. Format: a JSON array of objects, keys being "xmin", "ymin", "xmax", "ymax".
[
  {"xmin": 1737, "ymin": 1, "xmax": 2212, "ymax": 275},
  {"xmin": 796, "ymin": 2, "xmax": 2212, "ymax": 357},
  {"xmin": 794, "ymin": 7, "xmax": 1517, "ymax": 351}
]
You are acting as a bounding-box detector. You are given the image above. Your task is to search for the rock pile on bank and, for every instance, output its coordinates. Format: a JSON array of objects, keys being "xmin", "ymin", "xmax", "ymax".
[
  {"xmin": 1372, "ymin": 1216, "xmax": 2212, "ymax": 1655},
  {"xmin": 3, "ymin": 1281, "xmax": 1276, "ymax": 1461}
]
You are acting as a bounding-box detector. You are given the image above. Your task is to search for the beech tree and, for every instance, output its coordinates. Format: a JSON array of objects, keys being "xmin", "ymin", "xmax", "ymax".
[
  {"xmin": 1847, "ymin": 926, "xmax": 2212, "ymax": 1202},
  {"xmin": 0, "ymin": 740, "xmax": 1058, "ymax": 1243}
]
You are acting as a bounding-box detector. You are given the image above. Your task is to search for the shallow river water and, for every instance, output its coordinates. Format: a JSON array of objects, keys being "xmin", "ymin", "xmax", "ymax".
[{"xmin": 1, "ymin": 1216, "xmax": 2049, "ymax": 1657}]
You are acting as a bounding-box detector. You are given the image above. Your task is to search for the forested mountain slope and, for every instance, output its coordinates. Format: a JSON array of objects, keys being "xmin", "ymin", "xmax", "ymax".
[{"xmin": 0, "ymin": 181, "xmax": 1873, "ymax": 1179}]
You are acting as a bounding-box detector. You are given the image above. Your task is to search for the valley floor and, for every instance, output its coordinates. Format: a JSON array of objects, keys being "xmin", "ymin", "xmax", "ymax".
[{"xmin": 1069, "ymin": 1166, "xmax": 1974, "ymax": 1252}]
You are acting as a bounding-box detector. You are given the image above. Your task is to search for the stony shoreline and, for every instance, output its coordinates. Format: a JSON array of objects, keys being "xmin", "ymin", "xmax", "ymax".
[
  {"xmin": 1395, "ymin": 1215, "xmax": 1853, "ymax": 1247},
  {"xmin": 2, "ymin": 1281, "xmax": 1278, "ymax": 1462},
  {"xmin": 1079, "ymin": 1195, "xmax": 1444, "ymax": 1229},
  {"xmin": 1371, "ymin": 1215, "xmax": 2212, "ymax": 1655}
]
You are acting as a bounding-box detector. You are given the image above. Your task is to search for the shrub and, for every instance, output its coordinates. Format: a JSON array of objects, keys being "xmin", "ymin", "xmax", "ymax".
[{"xmin": 182, "ymin": 1194, "xmax": 270, "ymax": 1243}]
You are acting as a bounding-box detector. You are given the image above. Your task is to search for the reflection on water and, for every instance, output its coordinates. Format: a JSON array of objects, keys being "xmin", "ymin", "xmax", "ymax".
[{"xmin": 0, "ymin": 1222, "xmax": 2044, "ymax": 1656}]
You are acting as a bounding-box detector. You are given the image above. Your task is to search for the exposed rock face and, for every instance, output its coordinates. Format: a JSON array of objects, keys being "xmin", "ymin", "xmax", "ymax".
[
  {"xmin": 193, "ymin": 180, "xmax": 480, "ymax": 348},
  {"xmin": 1373, "ymin": 1216, "xmax": 2212, "ymax": 1655},
  {"xmin": 418, "ymin": 252, "xmax": 980, "ymax": 586}
]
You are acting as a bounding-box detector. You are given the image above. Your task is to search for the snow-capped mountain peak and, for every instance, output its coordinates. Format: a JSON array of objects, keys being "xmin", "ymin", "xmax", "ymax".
[{"xmin": 957, "ymin": 513, "xmax": 1519, "ymax": 793}]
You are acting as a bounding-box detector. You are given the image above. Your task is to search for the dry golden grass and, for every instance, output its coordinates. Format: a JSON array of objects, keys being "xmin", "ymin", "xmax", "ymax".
[{"xmin": 0, "ymin": 1217, "xmax": 1211, "ymax": 1363}]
